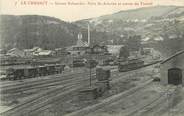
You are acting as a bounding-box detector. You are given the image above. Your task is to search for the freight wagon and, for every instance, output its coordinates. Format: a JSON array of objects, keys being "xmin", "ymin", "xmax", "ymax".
[
  {"xmin": 72, "ymin": 59, "xmax": 86, "ymax": 67},
  {"xmin": 118, "ymin": 58, "xmax": 144, "ymax": 72}
]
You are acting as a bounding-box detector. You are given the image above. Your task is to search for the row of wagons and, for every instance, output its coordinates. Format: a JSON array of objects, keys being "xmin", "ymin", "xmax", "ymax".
[{"xmin": 2, "ymin": 64, "xmax": 65, "ymax": 80}]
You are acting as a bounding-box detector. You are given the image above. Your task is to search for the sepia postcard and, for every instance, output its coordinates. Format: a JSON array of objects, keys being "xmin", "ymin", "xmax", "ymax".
[{"xmin": 0, "ymin": 0, "xmax": 184, "ymax": 116}]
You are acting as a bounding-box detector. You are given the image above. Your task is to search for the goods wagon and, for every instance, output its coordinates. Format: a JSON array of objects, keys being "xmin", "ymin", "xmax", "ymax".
[
  {"xmin": 72, "ymin": 59, "xmax": 86, "ymax": 67},
  {"xmin": 118, "ymin": 58, "xmax": 144, "ymax": 72}
]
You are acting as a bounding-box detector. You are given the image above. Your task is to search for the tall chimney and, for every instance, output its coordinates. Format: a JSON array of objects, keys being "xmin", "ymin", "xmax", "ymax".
[{"xmin": 88, "ymin": 24, "xmax": 90, "ymax": 46}]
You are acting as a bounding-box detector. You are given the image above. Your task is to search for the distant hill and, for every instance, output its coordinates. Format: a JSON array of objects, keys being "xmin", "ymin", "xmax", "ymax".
[
  {"xmin": 75, "ymin": 6, "xmax": 184, "ymax": 38},
  {"xmin": 75, "ymin": 5, "xmax": 184, "ymax": 55},
  {"xmin": 76, "ymin": 6, "xmax": 184, "ymax": 24},
  {"xmin": 0, "ymin": 15, "xmax": 118, "ymax": 50},
  {"xmin": 1, "ymin": 6, "xmax": 184, "ymax": 53},
  {"xmin": 0, "ymin": 15, "xmax": 79, "ymax": 50},
  {"xmin": 95, "ymin": 6, "xmax": 183, "ymax": 20}
]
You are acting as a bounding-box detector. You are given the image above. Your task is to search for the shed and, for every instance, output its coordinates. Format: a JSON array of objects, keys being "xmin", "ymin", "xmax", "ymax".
[
  {"xmin": 37, "ymin": 50, "xmax": 54, "ymax": 56},
  {"xmin": 93, "ymin": 45, "xmax": 108, "ymax": 54},
  {"xmin": 160, "ymin": 50, "xmax": 184, "ymax": 86},
  {"xmin": 107, "ymin": 45, "xmax": 124, "ymax": 55},
  {"xmin": 86, "ymin": 45, "xmax": 108, "ymax": 54},
  {"xmin": 6, "ymin": 48, "xmax": 25, "ymax": 57},
  {"xmin": 55, "ymin": 48, "xmax": 70, "ymax": 56}
]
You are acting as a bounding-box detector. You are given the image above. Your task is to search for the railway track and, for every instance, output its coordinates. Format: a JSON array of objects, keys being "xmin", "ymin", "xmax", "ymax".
[
  {"xmin": 0, "ymin": 71, "xmax": 91, "ymax": 94},
  {"xmin": 76, "ymin": 83, "xmax": 175, "ymax": 116},
  {"xmin": 0, "ymin": 71, "xmax": 98, "ymax": 110},
  {"xmin": 1, "ymin": 60, "xmax": 159, "ymax": 92},
  {"xmin": 0, "ymin": 67, "xmax": 88, "ymax": 87},
  {"xmin": 68, "ymin": 79, "xmax": 154, "ymax": 116},
  {"xmin": 0, "ymin": 61, "xmax": 160, "ymax": 116},
  {"xmin": 0, "ymin": 74, "xmax": 98, "ymax": 116},
  {"xmin": 1, "ymin": 68, "xmax": 121, "ymax": 116},
  {"xmin": 30, "ymin": 64, "xmax": 158, "ymax": 116},
  {"xmin": 0, "ymin": 66, "xmax": 118, "ymax": 94},
  {"xmin": 0, "ymin": 67, "xmax": 139, "ymax": 116},
  {"xmin": 64, "ymin": 61, "xmax": 163, "ymax": 116},
  {"xmin": 124, "ymin": 86, "xmax": 177, "ymax": 116},
  {"xmin": 0, "ymin": 66, "xmax": 118, "ymax": 116},
  {"xmin": 137, "ymin": 86, "xmax": 183, "ymax": 116},
  {"xmin": 82, "ymin": 84, "xmax": 177, "ymax": 116},
  {"xmin": 0, "ymin": 68, "xmax": 86, "ymax": 88}
]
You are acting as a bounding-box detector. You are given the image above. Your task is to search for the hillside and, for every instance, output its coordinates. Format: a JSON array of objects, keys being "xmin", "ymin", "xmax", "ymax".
[
  {"xmin": 0, "ymin": 15, "xmax": 80, "ymax": 50},
  {"xmin": 75, "ymin": 6, "xmax": 184, "ymax": 38},
  {"xmin": 0, "ymin": 6, "xmax": 184, "ymax": 52},
  {"xmin": 0, "ymin": 15, "xmax": 121, "ymax": 50},
  {"xmin": 97, "ymin": 6, "xmax": 182, "ymax": 20},
  {"xmin": 75, "ymin": 5, "xmax": 184, "ymax": 55},
  {"xmin": 76, "ymin": 6, "xmax": 184, "ymax": 24}
]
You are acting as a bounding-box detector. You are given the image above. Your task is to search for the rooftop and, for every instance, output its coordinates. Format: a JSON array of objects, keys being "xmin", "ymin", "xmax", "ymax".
[{"xmin": 161, "ymin": 50, "xmax": 184, "ymax": 64}]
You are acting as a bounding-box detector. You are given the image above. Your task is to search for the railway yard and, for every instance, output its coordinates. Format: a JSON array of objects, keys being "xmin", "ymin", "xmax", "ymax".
[
  {"xmin": 0, "ymin": 58, "xmax": 184, "ymax": 116},
  {"xmin": 1, "ymin": 4, "xmax": 184, "ymax": 116}
]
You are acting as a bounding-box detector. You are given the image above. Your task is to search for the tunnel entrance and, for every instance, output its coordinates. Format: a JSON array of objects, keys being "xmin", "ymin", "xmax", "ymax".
[{"xmin": 168, "ymin": 68, "xmax": 182, "ymax": 85}]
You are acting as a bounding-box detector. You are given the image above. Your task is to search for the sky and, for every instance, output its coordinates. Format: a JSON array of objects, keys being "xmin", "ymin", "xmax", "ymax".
[{"xmin": 1, "ymin": 0, "xmax": 184, "ymax": 22}]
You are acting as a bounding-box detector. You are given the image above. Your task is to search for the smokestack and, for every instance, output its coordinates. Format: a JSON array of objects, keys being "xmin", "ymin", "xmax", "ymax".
[{"xmin": 88, "ymin": 24, "xmax": 90, "ymax": 46}]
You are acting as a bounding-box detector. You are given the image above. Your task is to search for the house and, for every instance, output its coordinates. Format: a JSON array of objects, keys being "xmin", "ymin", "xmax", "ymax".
[
  {"xmin": 92, "ymin": 45, "xmax": 108, "ymax": 54},
  {"xmin": 107, "ymin": 45, "xmax": 124, "ymax": 55},
  {"xmin": 86, "ymin": 45, "xmax": 108, "ymax": 54},
  {"xmin": 32, "ymin": 47, "xmax": 43, "ymax": 56},
  {"xmin": 24, "ymin": 47, "xmax": 43, "ymax": 56},
  {"xmin": 160, "ymin": 50, "xmax": 184, "ymax": 86},
  {"xmin": 32, "ymin": 47, "xmax": 42, "ymax": 52},
  {"xmin": 143, "ymin": 48, "xmax": 161, "ymax": 59},
  {"xmin": 67, "ymin": 46, "xmax": 88, "ymax": 56},
  {"xmin": 55, "ymin": 48, "xmax": 70, "ymax": 56},
  {"xmin": 24, "ymin": 49, "xmax": 34, "ymax": 57},
  {"xmin": 6, "ymin": 48, "xmax": 25, "ymax": 57},
  {"xmin": 37, "ymin": 50, "xmax": 54, "ymax": 56}
]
